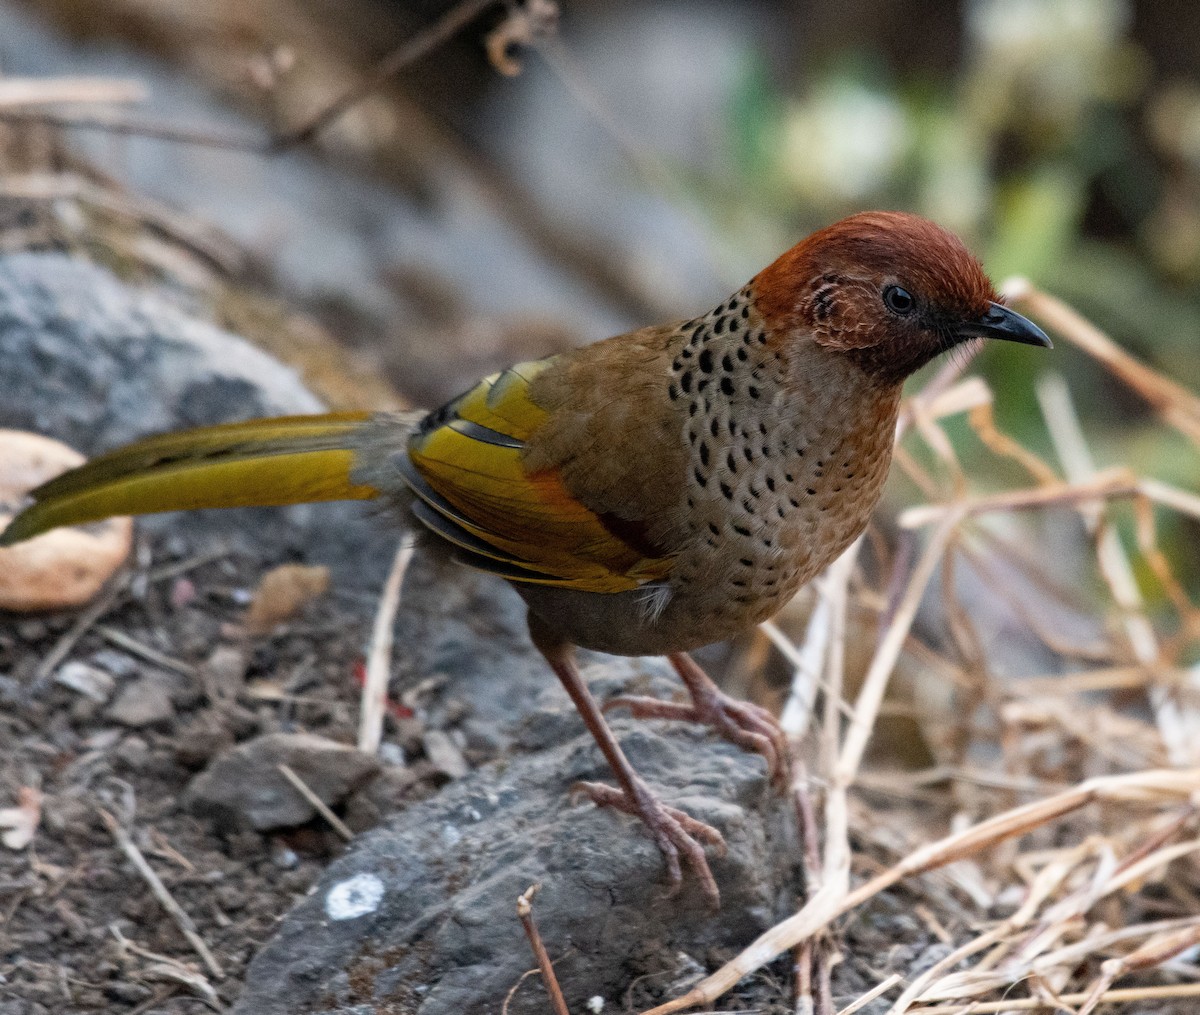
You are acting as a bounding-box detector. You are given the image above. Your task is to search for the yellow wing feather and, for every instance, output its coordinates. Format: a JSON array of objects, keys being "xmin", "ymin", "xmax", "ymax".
[{"xmin": 406, "ymin": 361, "xmax": 672, "ymax": 593}]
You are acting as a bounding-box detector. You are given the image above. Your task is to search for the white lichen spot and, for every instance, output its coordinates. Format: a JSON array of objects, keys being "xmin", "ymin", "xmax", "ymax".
[
  {"xmin": 587, "ymin": 996, "xmax": 605, "ymax": 1013},
  {"xmin": 325, "ymin": 872, "xmax": 384, "ymax": 921},
  {"xmin": 442, "ymin": 823, "xmax": 462, "ymax": 846}
]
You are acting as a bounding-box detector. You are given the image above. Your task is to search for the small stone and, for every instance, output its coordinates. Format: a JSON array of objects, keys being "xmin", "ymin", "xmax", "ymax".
[
  {"xmin": 185, "ymin": 732, "xmax": 380, "ymax": 832},
  {"xmin": 54, "ymin": 661, "xmax": 115, "ymax": 703},
  {"xmin": 106, "ymin": 677, "xmax": 174, "ymax": 727},
  {"xmin": 199, "ymin": 644, "xmax": 248, "ymax": 702},
  {"xmin": 88, "ymin": 649, "xmax": 138, "ymax": 678},
  {"xmin": 422, "ymin": 729, "xmax": 469, "ymax": 780}
]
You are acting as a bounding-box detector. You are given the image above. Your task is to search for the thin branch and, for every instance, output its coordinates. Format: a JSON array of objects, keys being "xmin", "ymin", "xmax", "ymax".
[
  {"xmin": 271, "ymin": 0, "xmax": 499, "ymax": 150},
  {"xmin": 359, "ymin": 536, "xmax": 416, "ymax": 754},
  {"xmin": 98, "ymin": 809, "xmax": 223, "ymax": 980}
]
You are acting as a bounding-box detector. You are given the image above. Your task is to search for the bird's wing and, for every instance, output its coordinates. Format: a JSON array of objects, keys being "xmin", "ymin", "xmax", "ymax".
[{"xmin": 401, "ymin": 358, "xmax": 673, "ymax": 593}]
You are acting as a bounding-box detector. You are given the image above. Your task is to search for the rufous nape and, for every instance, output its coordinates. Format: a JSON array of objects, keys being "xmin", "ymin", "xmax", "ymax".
[{"xmin": 2, "ymin": 211, "xmax": 1050, "ymax": 905}]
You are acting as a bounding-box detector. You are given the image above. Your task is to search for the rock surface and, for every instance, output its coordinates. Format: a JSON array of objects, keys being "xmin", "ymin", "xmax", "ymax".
[
  {"xmin": 0, "ymin": 253, "xmax": 393, "ymax": 583},
  {"xmin": 186, "ymin": 732, "xmax": 382, "ymax": 831},
  {"xmin": 232, "ymin": 722, "xmax": 797, "ymax": 1015}
]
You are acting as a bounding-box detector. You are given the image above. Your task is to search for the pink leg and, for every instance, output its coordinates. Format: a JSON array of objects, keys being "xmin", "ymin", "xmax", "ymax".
[
  {"xmin": 604, "ymin": 652, "xmax": 791, "ymax": 785},
  {"xmin": 534, "ymin": 636, "xmax": 726, "ymax": 906}
]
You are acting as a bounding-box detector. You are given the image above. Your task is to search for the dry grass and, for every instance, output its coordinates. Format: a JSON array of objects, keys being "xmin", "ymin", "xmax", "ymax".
[{"xmin": 646, "ymin": 281, "xmax": 1200, "ymax": 1014}]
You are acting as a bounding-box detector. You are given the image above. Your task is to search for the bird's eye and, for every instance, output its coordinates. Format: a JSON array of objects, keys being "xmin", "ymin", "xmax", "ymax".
[{"xmin": 883, "ymin": 285, "xmax": 916, "ymax": 315}]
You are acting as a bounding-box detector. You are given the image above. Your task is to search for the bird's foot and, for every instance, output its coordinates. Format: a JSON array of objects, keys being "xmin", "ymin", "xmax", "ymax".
[
  {"xmin": 574, "ymin": 778, "xmax": 726, "ymax": 906},
  {"xmin": 604, "ymin": 684, "xmax": 790, "ymax": 786}
]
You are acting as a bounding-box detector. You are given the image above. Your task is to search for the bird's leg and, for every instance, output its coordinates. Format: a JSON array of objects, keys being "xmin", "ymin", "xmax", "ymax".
[
  {"xmin": 533, "ymin": 634, "xmax": 726, "ymax": 906},
  {"xmin": 604, "ymin": 652, "xmax": 791, "ymax": 785}
]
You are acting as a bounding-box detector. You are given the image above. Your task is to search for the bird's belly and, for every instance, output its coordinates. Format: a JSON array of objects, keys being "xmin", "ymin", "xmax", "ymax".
[{"xmin": 514, "ymin": 496, "xmax": 871, "ymax": 657}]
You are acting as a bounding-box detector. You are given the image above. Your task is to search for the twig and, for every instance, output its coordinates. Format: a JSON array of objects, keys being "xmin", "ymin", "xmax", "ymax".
[
  {"xmin": 1036, "ymin": 373, "xmax": 1200, "ymax": 767},
  {"xmin": 272, "ymin": 0, "xmax": 499, "ymax": 150},
  {"xmin": 0, "ymin": 108, "xmax": 262, "ymax": 151},
  {"xmin": 835, "ymin": 974, "xmax": 902, "ymax": 1015},
  {"xmin": 0, "ymin": 77, "xmax": 146, "ymax": 108},
  {"xmin": 899, "ymin": 981, "xmax": 1200, "ymax": 1013},
  {"xmin": 639, "ymin": 768, "xmax": 1200, "ymax": 1014},
  {"xmin": 31, "ymin": 572, "xmax": 129, "ymax": 690},
  {"xmin": 276, "ymin": 764, "xmax": 353, "ymax": 842},
  {"xmin": 93, "ymin": 624, "xmax": 196, "ymax": 677},
  {"xmin": 1006, "ymin": 278, "xmax": 1200, "ymax": 445},
  {"xmin": 516, "ymin": 884, "xmax": 569, "ymax": 1015},
  {"xmin": 359, "ymin": 536, "xmax": 416, "ymax": 754},
  {"xmin": 98, "ymin": 809, "xmax": 223, "ymax": 980}
]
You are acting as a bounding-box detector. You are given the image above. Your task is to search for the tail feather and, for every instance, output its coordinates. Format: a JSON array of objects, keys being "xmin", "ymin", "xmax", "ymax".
[{"xmin": 0, "ymin": 413, "xmax": 383, "ymax": 546}]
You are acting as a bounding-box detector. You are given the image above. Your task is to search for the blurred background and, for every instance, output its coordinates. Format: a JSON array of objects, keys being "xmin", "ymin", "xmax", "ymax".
[{"xmin": 1, "ymin": 0, "xmax": 1197, "ymax": 593}]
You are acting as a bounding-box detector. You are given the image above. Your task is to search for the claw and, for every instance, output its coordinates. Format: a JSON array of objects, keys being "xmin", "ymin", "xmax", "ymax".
[
  {"xmin": 575, "ymin": 778, "xmax": 725, "ymax": 906},
  {"xmin": 609, "ymin": 655, "xmax": 793, "ymax": 788}
]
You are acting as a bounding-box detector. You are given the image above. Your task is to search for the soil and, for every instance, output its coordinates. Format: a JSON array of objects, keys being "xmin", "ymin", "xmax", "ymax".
[{"xmin": 0, "ymin": 545, "xmax": 452, "ymax": 1014}]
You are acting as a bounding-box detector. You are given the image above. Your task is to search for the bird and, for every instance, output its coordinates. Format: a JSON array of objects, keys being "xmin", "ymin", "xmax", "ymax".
[{"xmin": 1, "ymin": 211, "xmax": 1050, "ymax": 905}]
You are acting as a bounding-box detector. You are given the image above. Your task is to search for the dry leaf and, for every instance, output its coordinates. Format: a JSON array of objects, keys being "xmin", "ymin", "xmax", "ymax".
[
  {"xmin": 0, "ymin": 787, "xmax": 43, "ymax": 850},
  {"xmin": 242, "ymin": 563, "xmax": 330, "ymax": 635}
]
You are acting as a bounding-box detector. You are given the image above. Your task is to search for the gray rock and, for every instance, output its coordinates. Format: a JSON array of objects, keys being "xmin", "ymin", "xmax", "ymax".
[
  {"xmin": 0, "ymin": 253, "xmax": 394, "ymax": 584},
  {"xmin": 233, "ymin": 721, "xmax": 797, "ymax": 1015},
  {"xmin": 186, "ymin": 732, "xmax": 382, "ymax": 832},
  {"xmin": 106, "ymin": 676, "xmax": 175, "ymax": 727}
]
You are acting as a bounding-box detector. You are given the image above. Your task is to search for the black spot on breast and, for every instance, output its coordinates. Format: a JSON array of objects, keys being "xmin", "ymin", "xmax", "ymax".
[
  {"xmin": 785, "ymin": 472, "xmax": 794, "ymax": 482},
  {"xmin": 681, "ymin": 346, "xmax": 693, "ymax": 358},
  {"xmin": 697, "ymin": 378, "xmax": 710, "ymax": 392},
  {"xmin": 694, "ymin": 468, "xmax": 708, "ymax": 486},
  {"xmin": 789, "ymin": 496, "xmax": 800, "ymax": 508},
  {"xmin": 699, "ymin": 442, "xmax": 710, "ymax": 465},
  {"xmin": 765, "ymin": 476, "xmax": 776, "ymax": 491},
  {"xmin": 742, "ymin": 498, "xmax": 756, "ymax": 513},
  {"xmin": 713, "ymin": 317, "xmax": 725, "ymax": 335},
  {"xmin": 709, "ymin": 417, "xmax": 720, "ymax": 437},
  {"xmin": 680, "ymin": 371, "xmax": 693, "ymax": 393},
  {"xmin": 688, "ymin": 430, "xmax": 697, "ymax": 444},
  {"xmin": 688, "ymin": 403, "xmax": 697, "ymax": 416},
  {"xmin": 743, "ymin": 446, "xmax": 754, "ymax": 462},
  {"xmin": 737, "ymin": 347, "xmax": 748, "ymax": 362},
  {"xmin": 721, "ymin": 353, "xmax": 734, "ymax": 372},
  {"xmin": 725, "ymin": 452, "xmax": 738, "ymax": 473},
  {"xmin": 731, "ymin": 578, "xmax": 747, "ymax": 588},
  {"xmin": 806, "ymin": 487, "xmax": 817, "ymax": 496},
  {"xmin": 741, "ymin": 305, "xmax": 750, "ymax": 318},
  {"xmin": 739, "ymin": 557, "xmax": 753, "ymax": 567},
  {"xmin": 698, "ymin": 349, "xmax": 714, "ymax": 373},
  {"xmin": 729, "ymin": 316, "xmax": 740, "ymax": 331},
  {"xmin": 733, "ymin": 524, "xmax": 752, "ymax": 537},
  {"xmin": 719, "ymin": 480, "xmax": 734, "ymax": 500},
  {"xmin": 669, "ymin": 383, "xmax": 680, "ymax": 401},
  {"xmin": 708, "ymin": 522, "xmax": 720, "ymax": 536},
  {"xmin": 720, "ymin": 377, "xmax": 735, "ymax": 396}
]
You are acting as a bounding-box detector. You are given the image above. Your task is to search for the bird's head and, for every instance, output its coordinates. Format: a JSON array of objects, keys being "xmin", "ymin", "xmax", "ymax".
[{"xmin": 754, "ymin": 211, "xmax": 1050, "ymax": 384}]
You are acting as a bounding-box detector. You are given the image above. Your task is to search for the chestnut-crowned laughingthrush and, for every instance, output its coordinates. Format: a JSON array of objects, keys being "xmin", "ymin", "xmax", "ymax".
[{"xmin": 1, "ymin": 211, "xmax": 1050, "ymax": 905}]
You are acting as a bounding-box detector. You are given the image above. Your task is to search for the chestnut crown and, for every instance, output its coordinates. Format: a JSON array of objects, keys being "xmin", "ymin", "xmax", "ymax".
[{"xmin": 754, "ymin": 211, "xmax": 1050, "ymax": 382}]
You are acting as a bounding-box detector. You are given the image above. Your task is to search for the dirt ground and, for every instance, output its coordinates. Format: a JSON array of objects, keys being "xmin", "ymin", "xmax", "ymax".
[{"xmin": 0, "ymin": 543, "xmax": 457, "ymax": 1014}]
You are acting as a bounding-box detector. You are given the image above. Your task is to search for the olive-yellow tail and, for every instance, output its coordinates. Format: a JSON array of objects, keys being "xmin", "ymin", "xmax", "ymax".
[{"xmin": 0, "ymin": 413, "xmax": 389, "ymax": 546}]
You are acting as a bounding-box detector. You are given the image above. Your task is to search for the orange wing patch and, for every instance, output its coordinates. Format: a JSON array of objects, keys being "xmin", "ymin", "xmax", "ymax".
[{"xmin": 404, "ymin": 360, "xmax": 672, "ymax": 593}]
